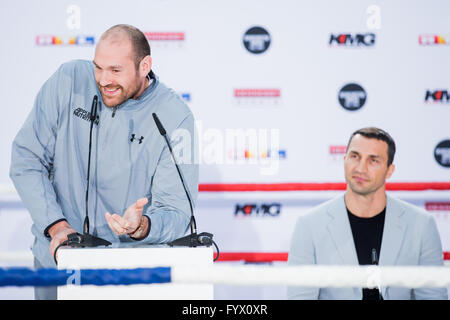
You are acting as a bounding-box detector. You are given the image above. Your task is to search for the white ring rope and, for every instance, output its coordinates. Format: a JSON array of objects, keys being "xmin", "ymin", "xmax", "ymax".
[
  {"xmin": 1, "ymin": 252, "xmax": 450, "ymax": 288},
  {"xmin": 173, "ymin": 265, "xmax": 450, "ymax": 288}
]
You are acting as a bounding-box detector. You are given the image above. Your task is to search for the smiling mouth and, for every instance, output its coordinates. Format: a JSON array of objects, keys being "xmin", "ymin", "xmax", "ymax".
[{"xmin": 102, "ymin": 87, "xmax": 120, "ymax": 97}]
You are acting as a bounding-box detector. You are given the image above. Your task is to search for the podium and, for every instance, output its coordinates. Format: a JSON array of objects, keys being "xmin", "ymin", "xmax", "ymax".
[{"xmin": 57, "ymin": 244, "xmax": 214, "ymax": 300}]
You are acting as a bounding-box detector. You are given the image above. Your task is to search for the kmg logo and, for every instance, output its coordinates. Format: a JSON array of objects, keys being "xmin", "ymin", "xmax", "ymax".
[
  {"xmin": 234, "ymin": 203, "xmax": 281, "ymax": 217},
  {"xmin": 329, "ymin": 33, "xmax": 375, "ymax": 47},
  {"xmin": 425, "ymin": 90, "xmax": 450, "ymax": 103}
]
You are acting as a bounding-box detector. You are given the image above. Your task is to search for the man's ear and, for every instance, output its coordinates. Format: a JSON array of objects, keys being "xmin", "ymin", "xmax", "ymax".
[
  {"xmin": 140, "ymin": 55, "xmax": 152, "ymax": 76},
  {"xmin": 386, "ymin": 163, "xmax": 395, "ymax": 180}
]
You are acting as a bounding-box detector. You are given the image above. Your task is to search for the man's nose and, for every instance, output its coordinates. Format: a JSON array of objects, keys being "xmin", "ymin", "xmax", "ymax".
[
  {"xmin": 355, "ymin": 158, "xmax": 368, "ymax": 173},
  {"xmin": 97, "ymin": 71, "xmax": 111, "ymax": 87}
]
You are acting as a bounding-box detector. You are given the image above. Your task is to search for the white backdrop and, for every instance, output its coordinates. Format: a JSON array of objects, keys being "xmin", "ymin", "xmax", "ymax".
[{"xmin": 0, "ymin": 0, "xmax": 449, "ymax": 299}]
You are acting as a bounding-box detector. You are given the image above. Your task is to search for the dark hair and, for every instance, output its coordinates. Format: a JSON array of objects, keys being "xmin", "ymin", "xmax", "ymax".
[
  {"xmin": 347, "ymin": 127, "xmax": 396, "ymax": 166},
  {"xmin": 101, "ymin": 24, "xmax": 151, "ymax": 68}
]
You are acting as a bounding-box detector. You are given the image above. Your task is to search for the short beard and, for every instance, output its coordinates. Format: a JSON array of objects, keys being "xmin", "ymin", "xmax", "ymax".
[{"xmin": 97, "ymin": 76, "xmax": 142, "ymax": 108}]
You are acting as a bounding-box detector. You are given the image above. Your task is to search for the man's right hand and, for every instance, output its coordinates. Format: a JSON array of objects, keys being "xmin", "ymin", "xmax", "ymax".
[{"xmin": 48, "ymin": 220, "xmax": 76, "ymax": 257}]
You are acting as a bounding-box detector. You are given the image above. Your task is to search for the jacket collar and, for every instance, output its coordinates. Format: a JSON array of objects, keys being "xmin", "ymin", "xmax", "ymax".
[
  {"xmin": 379, "ymin": 194, "xmax": 407, "ymax": 266},
  {"xmin": 326, "ymin": 194, "xmax": 358, "ymax": 265},
  {"xmin": 326, "ymin": 193, "xmax": 407, "ymax": 298},
  {"xmin": 326, "ymin": 193, "xmax": 406, "ymax": 264}
]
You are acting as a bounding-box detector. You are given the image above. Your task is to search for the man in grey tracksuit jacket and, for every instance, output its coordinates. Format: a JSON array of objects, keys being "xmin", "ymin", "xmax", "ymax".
[{"xmin": 9, "ymin": 25, "xmax": 198, "ymax": 297}]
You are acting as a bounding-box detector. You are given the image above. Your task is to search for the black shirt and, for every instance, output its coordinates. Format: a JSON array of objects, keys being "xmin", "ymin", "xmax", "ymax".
[{"xmin": 347, "ymin": 207, "xmax": 386, "ymax": 300}]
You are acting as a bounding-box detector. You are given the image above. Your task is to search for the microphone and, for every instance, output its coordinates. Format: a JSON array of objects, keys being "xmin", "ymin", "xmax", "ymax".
[
  {"xmin": 152, "ymin": 113, "xmax": 219, "ymax": 257},
  {"xmin": 84, "ymin": 95, "xmax": 98, "ymax": 234},
  {"xmin": 53, "ymin": 95, "xmax": 111, "ymax": 265},
  {"xmin": 371, "ymin": 248, "xmax": 378, "ymax": 266},
  {"xmin": 371, "ymin": 248, "xmax": 383, "ymax": 300},
  {"xmin": 152, "ymin": 112, "xmax": 196, "ymax": 236}
]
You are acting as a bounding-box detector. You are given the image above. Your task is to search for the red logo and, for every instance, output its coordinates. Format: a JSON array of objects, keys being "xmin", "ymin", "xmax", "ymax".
[
  {"xmin": 234, "ymin": 89, "xmax": 281, "ymax": 98},
  {"xmin": 425, "ymin": 202, "xmax": 450, "ymax": 211},
  {"xmin": 329, "ymin": 145, "xmax": 347, "ymax": 155},
  {"xmin": 144, "ymin": 32, "xmax": 185, "ymax": 41},
  {"xmin": 329, "ymin": 145, "xmax": 347, "ymax": 162}
]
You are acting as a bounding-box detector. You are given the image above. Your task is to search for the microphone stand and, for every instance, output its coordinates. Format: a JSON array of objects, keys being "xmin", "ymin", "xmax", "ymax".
[
  {"xmin": 53, "ymin": 95, "xmax": 111, "ymax": 264},
  {"xmin": 152, "ymin": 113, "xmax": 219, "ymax": 259}
]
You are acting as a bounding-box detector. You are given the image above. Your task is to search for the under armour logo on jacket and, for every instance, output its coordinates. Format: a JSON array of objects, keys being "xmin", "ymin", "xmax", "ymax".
[{"xmin": 130, "ymin": 134, "xmax": 144, "ymax": 144}]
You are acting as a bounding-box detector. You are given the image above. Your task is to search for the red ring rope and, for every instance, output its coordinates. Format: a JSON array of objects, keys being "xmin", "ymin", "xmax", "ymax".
[
  {"xmin": 200, "ymin": 182, "xmax": 450, "ymax": 192},
  {"xmin": 214, "ymin": 252, "xmax": 450, "ymax": 262}
]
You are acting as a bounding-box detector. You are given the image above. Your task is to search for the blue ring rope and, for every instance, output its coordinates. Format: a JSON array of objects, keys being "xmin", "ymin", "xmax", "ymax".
[{"xmin": 0, "ymin": 267, "xmax": 171, "ymax": 287}]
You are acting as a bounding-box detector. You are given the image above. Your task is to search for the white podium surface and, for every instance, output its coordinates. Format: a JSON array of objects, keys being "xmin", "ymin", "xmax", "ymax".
[{"xmin": 57, "ymin": 245, "xmax": 213, "ymax": 300}]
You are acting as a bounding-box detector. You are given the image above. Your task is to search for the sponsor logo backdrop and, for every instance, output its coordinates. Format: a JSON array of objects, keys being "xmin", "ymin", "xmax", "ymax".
[{"xmin": 0, "ymin": 0, "xmax": 449, "ymax": 299}]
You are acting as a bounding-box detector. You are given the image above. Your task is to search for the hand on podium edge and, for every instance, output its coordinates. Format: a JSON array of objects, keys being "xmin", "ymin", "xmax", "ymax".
[
  {"xmin": 48, "ymin": 220, "xmax": 77, "ymax": 257},
  {"xmin": 105, "ymin": 197, "xmax": 149, "ymax": 238}
]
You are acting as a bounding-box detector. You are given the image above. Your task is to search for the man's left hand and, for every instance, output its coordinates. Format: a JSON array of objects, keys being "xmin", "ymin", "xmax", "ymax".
[{"xmin": 105, "ymin": 197, "xmax": 149, "ymax": 236}]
